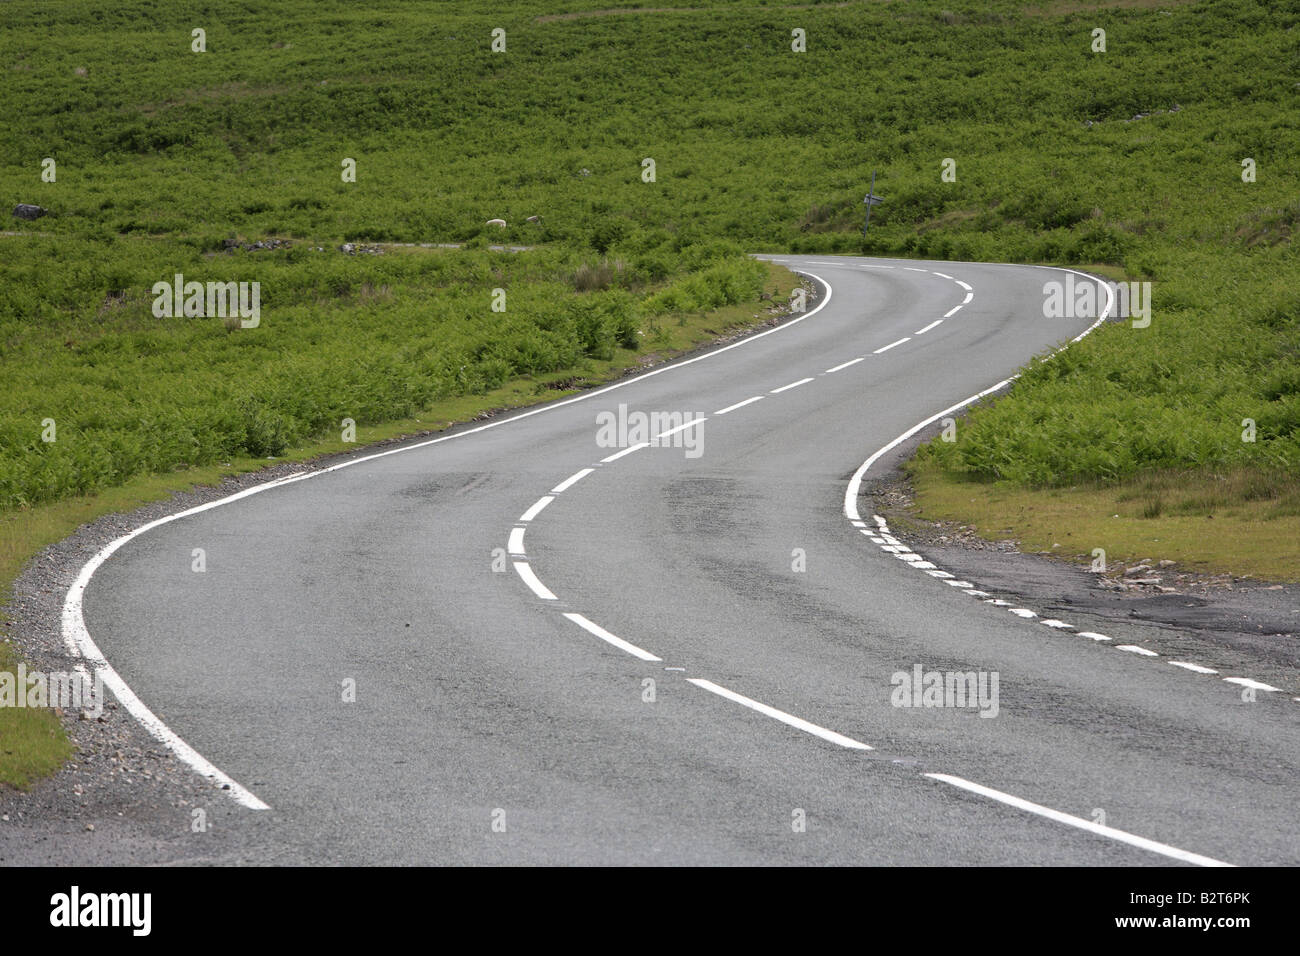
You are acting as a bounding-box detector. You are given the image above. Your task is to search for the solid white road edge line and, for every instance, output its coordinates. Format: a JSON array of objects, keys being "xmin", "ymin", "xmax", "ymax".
[
  {"xmin": 925, "ymin": 773, "xmax": 1234, "ymax": 867},
  {"xmin": 513, "ymin": 561, "xmax": 557, "ymax": 601},
  {"xmin": 63, "ymin": 525, "xmax": 271, "ymax": 810},
  {"xmin": 563, "ymin": 613, "xmax": 662, "ymax": 662},
  {"xmin": 687, "ymin": 678, "xmax": 872, "ymax": 750}
]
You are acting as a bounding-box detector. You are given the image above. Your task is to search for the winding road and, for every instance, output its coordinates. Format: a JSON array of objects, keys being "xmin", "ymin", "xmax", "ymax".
[{"xmin": 71, "ymin": 255, "xmax": 1299, "ymax": 865}]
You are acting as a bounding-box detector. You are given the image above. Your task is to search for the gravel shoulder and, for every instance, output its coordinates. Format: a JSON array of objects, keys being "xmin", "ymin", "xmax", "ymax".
[{"xmin": 864, "ymin": 448, "xmax": 1300, "ymax": 694}]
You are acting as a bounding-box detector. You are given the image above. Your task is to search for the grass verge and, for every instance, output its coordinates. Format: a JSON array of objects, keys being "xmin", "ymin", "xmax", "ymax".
[{"xmin": 909, "ymin": 457, "xmax": 1300, "ymax": 583}]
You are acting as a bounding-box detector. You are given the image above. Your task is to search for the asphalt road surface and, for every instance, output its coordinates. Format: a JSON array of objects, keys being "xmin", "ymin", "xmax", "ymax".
[{"xmin": 76, "ymin": 255, "xmax": 1298, "ymax": 865}]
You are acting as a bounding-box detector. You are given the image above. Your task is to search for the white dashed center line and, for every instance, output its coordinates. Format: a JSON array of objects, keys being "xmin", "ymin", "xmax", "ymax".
[
  {"xmin": 1170, "ymin": 661, "xmax": 1218, "ymax": 674},
  {"xmin": 1223, "ymin": 677, "xmax": 1281, "ymax": 692},
  {"xmin": 715, "ymin": 396, "xmax": 764, "ymax": 415},
  {"xmin": 551, "ymin": 468, "xmax": 595, "ymax": 493},
  {"xmin": 656, "ymin": 416, "xmax": 707, "ymax": 440},
  {"xmin": 771, "ymin": 377, "xmax": 814, "ymax": 394},
  {"xmin": 564, "ymin": 613, "xmax": 662, "ymax": 662},
  {"xmin": 519, "ymin": 496, "xmax": 554, "ymax": 522},
  {"xmin": 1116, "ymin": 644, "xmax": 1159, "ymax": 657},
  {"xmin": 825, "ymin": 357, "xmax": 865, "ymax": 373},
  {"xmin": 600, "ymin": 442, "xmax": 649, "ymax": 463},
  {"xmin": 873, "ymin": 337, "xmax": 911, "ymax": 354},
  {"xmin": 925, "ymin": 773, "xmax": 1232, "ymax": 867},
  {"xmin": 688, "ymin": 679, "xmax": 873, "ymax": 750}
]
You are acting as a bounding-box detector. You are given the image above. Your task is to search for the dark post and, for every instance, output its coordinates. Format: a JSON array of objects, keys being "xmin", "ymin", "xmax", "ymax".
[{"xmin": 863, "ymin": 170, "xmax": 883, "ymax": 234}]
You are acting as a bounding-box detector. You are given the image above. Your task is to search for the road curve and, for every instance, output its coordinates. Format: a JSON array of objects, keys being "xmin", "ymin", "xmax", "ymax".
[{"xmin": 73, "ymin": 255, "xmax": 1298, "ymax": 865}]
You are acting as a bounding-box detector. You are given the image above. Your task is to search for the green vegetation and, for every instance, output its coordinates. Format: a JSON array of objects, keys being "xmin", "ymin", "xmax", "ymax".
[
  {"xmin": 909, "ymin": 463, "xmax": 1300, "ymax": 582},
  {"xmin": 0, "ymin": 241, "xmax": 765, "ymax": 508},
  {"xmin": 1, "ymin": 0, "xmax": 1293, "ymax": 500}
]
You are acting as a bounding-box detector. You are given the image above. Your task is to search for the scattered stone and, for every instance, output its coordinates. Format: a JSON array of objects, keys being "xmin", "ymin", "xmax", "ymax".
[
  {"xmin": 1126, "ymin": 104, "xmax": 1180, "ymax": 123},
  {"xmin": 13, "ymin": 203, "xmax": 47, "ymax": 221},
  {"xmin": 525, "ymin": 215, "xmax": 541, "ymax": 223},
  {"xmin": 485, "ymin": 218, "xmax": 507, "ymax": 227},
  {"xmin": 224, "ymin": 237, "xmax": 291, "ymax": 252}
]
